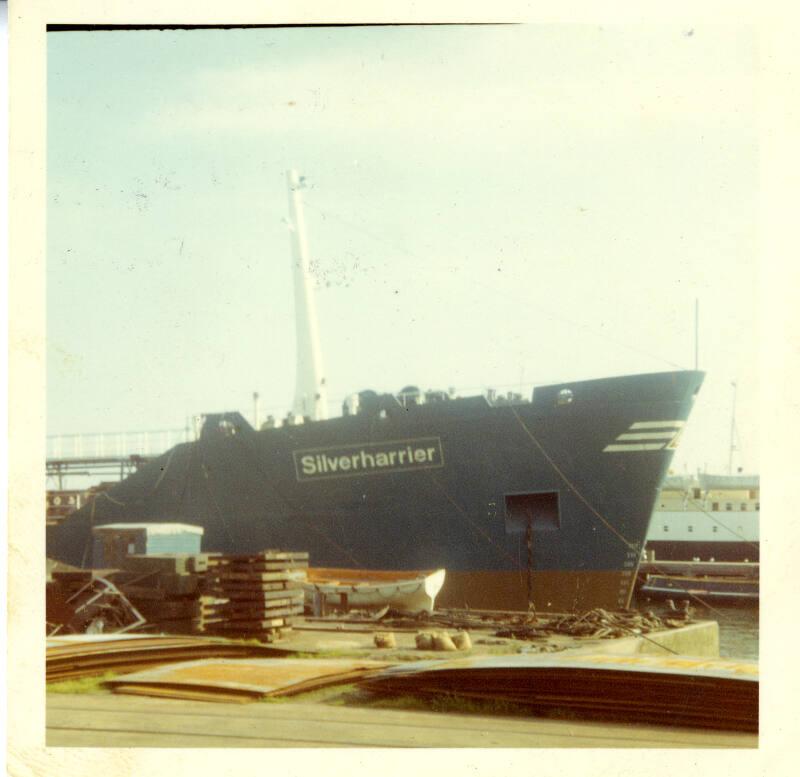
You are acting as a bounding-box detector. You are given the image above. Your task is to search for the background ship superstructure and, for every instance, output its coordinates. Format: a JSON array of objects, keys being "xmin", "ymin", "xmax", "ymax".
[{"xmin": 646, "ymin": 474, "xmax": 759, "ymax": 562}]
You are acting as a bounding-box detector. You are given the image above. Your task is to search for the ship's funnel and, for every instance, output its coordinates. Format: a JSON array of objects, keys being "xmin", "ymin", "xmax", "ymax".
[{"xmin": 287, "ymin": 169, "xmax": 328, "ymax": 421}]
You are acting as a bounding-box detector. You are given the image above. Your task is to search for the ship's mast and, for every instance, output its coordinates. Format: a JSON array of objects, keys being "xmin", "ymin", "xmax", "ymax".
[
  {"xmin": 728, "ymin": 381, "xmax": 738, "ymax": 474},
  {"xmin": 728, "ymin": 381, "xmax": 737, "ymax": 475},
  {"xmin": 287, "ymin": 170, "xmax": 328, "ymax": 421}
]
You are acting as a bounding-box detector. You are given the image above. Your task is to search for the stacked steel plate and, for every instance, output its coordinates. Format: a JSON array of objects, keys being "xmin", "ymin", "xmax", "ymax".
[
  {"xmin": 46, "ymin": 634, "xmax": 292, "ymax": 682},
  {"xmin": 105, "ymin": 657, "xmax": 390, "ymax": 703},
  {"xmin": 202, "ymin": 551, "xmax": 308, "ymax": 641},
  {"xmin": 361, "ymin": 653, "xmax": 759, "ymax": 732}
]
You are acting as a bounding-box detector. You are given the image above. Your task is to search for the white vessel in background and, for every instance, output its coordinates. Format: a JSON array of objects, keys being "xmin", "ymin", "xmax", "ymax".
[{"xmin": 645, "ymin": 474, "xmax": 759, "ymax": 562}]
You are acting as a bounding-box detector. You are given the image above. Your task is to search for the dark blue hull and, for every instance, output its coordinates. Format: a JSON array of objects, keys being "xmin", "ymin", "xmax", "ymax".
[{"xmin": 47, "ymin": 370, "xmax": 704, "ymax": 611}]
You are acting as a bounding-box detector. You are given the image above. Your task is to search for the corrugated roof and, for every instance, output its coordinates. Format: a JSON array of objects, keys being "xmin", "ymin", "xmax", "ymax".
[
  {"xmin": 660, "ymin": 475, "xmax": 695, "ymax": 491},
  {"xmin": 91, "ymin": 523, "xmax": 204, "ymax": 535},
  {"xmin": 698, "ymin": 474, "xmax": 759, "ymax": 491}
]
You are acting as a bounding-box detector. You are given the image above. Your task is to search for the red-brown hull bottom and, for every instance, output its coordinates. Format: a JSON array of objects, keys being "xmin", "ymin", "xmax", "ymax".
[{"xmin": 437, "ymin": 569, "xmax": 636, "ymax": 612}]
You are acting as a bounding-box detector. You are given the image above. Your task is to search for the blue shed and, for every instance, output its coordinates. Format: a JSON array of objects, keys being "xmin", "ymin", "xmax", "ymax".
[{"xmin": 91, "ymin": 523, "xmax": 204, "ymax": 568}]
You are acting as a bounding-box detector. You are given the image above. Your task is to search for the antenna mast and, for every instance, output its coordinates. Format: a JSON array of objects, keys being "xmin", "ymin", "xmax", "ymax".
[
  {"xmin": 286, "ymin": 170, "xmax": 328, "ymax": 421},
  {"xmin": 728, "ymin": 381, "xmax": 738, "ymax": 474}
]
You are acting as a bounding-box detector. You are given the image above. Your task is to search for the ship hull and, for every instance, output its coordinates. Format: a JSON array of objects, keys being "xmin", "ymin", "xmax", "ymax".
[
  {"xmin": 640, "ymin": 574, "xmax": 759, "ymax": 602},
  {"xmin": 643, "ymin": 540, "xmax": 759, "ymax": 563},
  {"xmin": 47, "ymin": 370, "xmax": 704, "ymax": 611},
  {"xmin": 646, "ymin": 510, "xmax": 759, "ymax": 563}
]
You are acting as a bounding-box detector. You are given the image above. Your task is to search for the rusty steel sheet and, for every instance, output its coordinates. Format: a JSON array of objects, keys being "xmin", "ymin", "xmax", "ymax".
[
  {"xmin": 361, "ymin": 653, "xmax": 758, "ymax": 732},
  {"xmin": 366, "ymin": 652, "xmax": 759, "ymax": 680},
  {"xmin": 47, "ymin": 634, "xmax": 269, "ymax": 655},
  {"xmin": 47, "ymin": 634, "xmax": 294, "ymax": 682},
  {"xmin": 105, "ymin": 658, "xmax": 391, "ymax": 703}
]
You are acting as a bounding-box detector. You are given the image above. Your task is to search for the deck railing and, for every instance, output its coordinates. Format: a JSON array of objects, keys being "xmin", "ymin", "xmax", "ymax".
[{"xmin": 46, "ymin": 428, "xmax": 193, "ymax": 460}]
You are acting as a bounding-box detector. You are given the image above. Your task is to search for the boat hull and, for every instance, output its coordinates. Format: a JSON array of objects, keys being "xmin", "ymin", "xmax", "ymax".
[
  {"xmin": 645, "ymin": 476, "xmax": 759, "ymax": 563},
  {"xmin": 304, "ymin": 568, "xmax": 446, "ymax": 613},
  {"xmin": 644, "ymin": 540, "xmax": 759, "ymax": 563},
  {"xmin": 640, "ymin": 574, "xmax": 759, "ymax": 602},
  {"xmin": 47, "ymin": 370, "xmax": 704, "ymax": 611}
]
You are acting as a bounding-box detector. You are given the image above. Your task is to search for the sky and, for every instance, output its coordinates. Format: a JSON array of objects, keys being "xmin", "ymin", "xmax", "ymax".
[{"xmin": 46, "ymin": 24, "xmax": 759, "ymax": 474}]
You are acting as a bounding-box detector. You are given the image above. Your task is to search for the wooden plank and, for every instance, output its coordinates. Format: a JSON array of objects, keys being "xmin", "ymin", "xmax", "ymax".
[
  {"xmin": 204, "ymin": 581, "xmax": 295, "ymax": 593},
  {"xmin": 213, "ymin": 551, "xmax": 309, "ymax": 561},
  {"xmin": 197, "ymin": 632, "xmax": 295, "ymax": 642},
  {"xmin": 206, "ymin": 606, "xmax": 304, "ymax": 620},
  {"xmin": 209, "ymin": 588, "xmax": 299, "ymax": 598},
  {"xmin": 132, "ymin": 600, "xmax": 201, "ymax": 619},
  {"xmin": 206, "ymin": 607, "xmax": 302, "ymax": 623},
  {"xmin": 209, "ymin": 617, "xmax": 288, "ymax": 629},
  {"xmin": 153, "ymin": 574, "xmax": 202, "ymax": 596},
  {"xmin": 52, "ymin": 569, "xmax": 119, "ymax": 581},
  {"xmin": 215, "ymin": 571, "xmax": 307, "ymax": 583},
  {"xmin": 220, "ymin": 589, "xmax": 304, "ymax": 602},
  {"xmin": 211, "ymin": 588, "xmax": 301, "ymax": 598},
  {"xmin": 211, "ymin": 561, "xmax": 309, "ymax": 572},
  {"xmin": 121, "ymin": 555, "xmax": 194, "ymax": 575},
  {"xmin": 210, "ymin": 556, "xmax": 308, "ymax": 568},
  {"xmin": 203, "ymin": 599, "xmax": 303, "ymax": 614},
  {"xmin": 205, "ymin": 607, "xmax": 303, "ymax": 617},
  {"xmin": 212, "ymin": 580, "xmax": 303, "ymax": 589},
  {"xmin": 149, "ymin": 618, "xmax": 202, "ymax": 634},
  {"xmin": 115, "ymin": 586, "xmax": 172, "ymax": 601}
]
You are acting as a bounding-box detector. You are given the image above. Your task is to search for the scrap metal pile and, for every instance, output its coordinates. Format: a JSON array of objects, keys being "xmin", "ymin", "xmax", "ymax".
[
  {"xmin": 47, "ymin": 558, "xmax": 209, "ymax": 636},
  {"xmin": 340, "ymin": 607, "xmax": 693, "ymax": 642},
  {"xmin": 492, "ymin": 608, "xmax": 692, "ymax": 640},
  {"xmin": 46, "ymin": 550, "xmax": 309, "ymax": 641},
  {"xmin": 46, "ymin": 571, "xmax": 145, "ymax": 636}
]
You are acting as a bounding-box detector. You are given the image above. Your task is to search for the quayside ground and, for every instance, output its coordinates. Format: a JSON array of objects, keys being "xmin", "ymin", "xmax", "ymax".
[
  {"xmin": 44, "ymin": 616, "xmax": 757, "ymax": 749},
  {"xmin": 46, "ymin": 690, "xmax": 755, "ymax": 748}
]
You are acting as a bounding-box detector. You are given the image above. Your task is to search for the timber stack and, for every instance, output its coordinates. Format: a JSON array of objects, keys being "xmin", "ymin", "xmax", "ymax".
[
  {"xmin": 119, "ymin": 554, "xmax": 208, "ymax": 634},
  {"xmin": 201, "ymin": 550, "xmax": 308, "ymax": 642}
]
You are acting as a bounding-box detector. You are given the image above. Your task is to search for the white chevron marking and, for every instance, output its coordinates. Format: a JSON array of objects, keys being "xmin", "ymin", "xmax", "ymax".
[
  {"xmin": 629, "ymin": 420, "xmax": 684, "ymax": 429},
  {"xmin": 617, "ymin": 432, "xmax": 677, "ymax": 441},
  {"xmin": 603, "ymin": 443, "xmax": 666, "ymax": 452}
]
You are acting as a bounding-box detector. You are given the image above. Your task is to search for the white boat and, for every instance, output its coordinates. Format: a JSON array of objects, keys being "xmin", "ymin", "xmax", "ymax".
[{"xmin": 303, "ymin": 568, "xmax": 446, "ymax": 613}]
